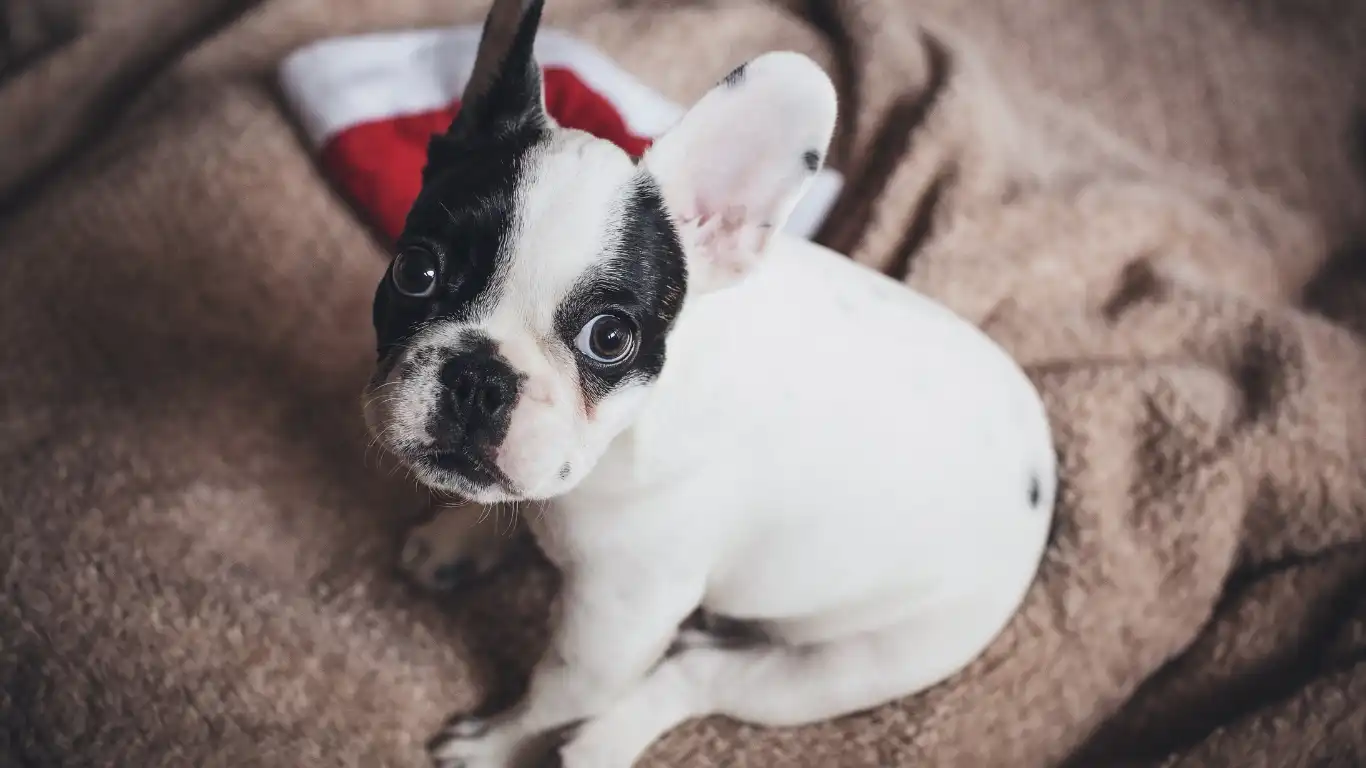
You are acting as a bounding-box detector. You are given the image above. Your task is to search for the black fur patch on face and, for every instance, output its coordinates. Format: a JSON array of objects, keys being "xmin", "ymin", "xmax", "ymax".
[
  {"xmin": 802, "ymin": 149, "xmax": 822, "ymax": 172},
  {"xmin": 553, "ymin": 173, "xmax": 687, "ymax": 408},
  {"xmin": 372, "ymin": 125, "xmax": 550, "ymax": 361},
  {"xmin": 722, "ymin": 62, "xmax": 747, "ymax": 87}
]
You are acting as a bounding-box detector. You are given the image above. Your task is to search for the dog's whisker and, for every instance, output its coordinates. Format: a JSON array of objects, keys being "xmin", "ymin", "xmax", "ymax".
[{"xmin": 362, "ymin": 391, "xmax": 407, "ymax": 411}]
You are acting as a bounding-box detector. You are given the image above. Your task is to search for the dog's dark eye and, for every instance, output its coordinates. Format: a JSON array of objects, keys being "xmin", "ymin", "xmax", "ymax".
[
  {"xmin": 575, "ymin": 314, "xmax": 636, "ymax": 365},
  {"xmin": 391, "ymin": 247, "xmax": 439, "ymax": 298}
]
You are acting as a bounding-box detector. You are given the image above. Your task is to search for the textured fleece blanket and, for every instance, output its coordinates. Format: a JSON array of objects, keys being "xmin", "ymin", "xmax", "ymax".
[{"xmin": 2, "ymin": 0, "xmax": 1366, "ymax": 766}]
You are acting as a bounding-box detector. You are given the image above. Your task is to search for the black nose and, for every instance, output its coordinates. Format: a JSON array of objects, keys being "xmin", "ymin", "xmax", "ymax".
[
  {"xmin": 436, "ymin": 344, "xmax": 521, "ymax": 447},
  {"xmin": 449, "ymin": 367, "xmax": 510, "ymax": 422}
]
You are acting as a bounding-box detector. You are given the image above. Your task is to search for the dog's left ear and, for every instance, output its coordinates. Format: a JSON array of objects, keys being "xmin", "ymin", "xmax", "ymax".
[
  {"xmin": 449, "ymin": 0, "xmax": 548, "ymax": 139},
  {"xmin": 643, "ymin": 52, "xmax": 837, "ymax": 294}
]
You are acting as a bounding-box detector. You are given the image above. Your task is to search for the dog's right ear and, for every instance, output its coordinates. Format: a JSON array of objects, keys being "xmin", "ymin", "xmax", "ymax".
[
  {"xmin": 643, "ymin": 52, "xmax": 837, "ymax": 294},
  {"xmin": 448, "ymin": 0, "xmax": 548, "ymax": 140}
]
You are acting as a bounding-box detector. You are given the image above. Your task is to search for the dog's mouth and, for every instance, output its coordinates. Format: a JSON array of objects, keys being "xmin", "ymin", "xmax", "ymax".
[
  {"xmin": 402, "ymin": 444, "xmax": 522, "ymax": 502},
  {"xmin": 363, "ymin": 365, "xmax": 517, "ymax": 501}
]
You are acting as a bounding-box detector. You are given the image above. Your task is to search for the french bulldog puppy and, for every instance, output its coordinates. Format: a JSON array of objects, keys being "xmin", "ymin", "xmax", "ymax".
[{"xmin": 363, "ymin": 0, "xmax": 1057, "ymax": 765}]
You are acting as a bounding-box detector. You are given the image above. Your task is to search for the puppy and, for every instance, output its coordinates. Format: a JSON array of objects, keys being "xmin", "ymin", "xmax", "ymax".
[{"xmin": 363, "ymin": 0, "xmax": 1057, "ymax": 765}]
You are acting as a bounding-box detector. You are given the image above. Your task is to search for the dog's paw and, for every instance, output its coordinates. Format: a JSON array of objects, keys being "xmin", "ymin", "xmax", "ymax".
[
  {"xmin": 400, "ymin": 531, "xmax": 479, "ymax": 592},
  {"xmin": 428, "ymin": 715, "xmax": 514, "ymax": 768},
  {"xmin": 556, "ymin": 727, "xmax": 635, "ymax": 768},
  {"xmin": 400, "ymin": 506, "xmax": 514, "ymax": 592}
]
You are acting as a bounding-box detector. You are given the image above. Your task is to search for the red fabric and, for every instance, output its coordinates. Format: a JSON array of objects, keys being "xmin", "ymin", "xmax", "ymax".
[{"xmin": 319, "ymin": 66, "xmax": 655, "ymax": 244}]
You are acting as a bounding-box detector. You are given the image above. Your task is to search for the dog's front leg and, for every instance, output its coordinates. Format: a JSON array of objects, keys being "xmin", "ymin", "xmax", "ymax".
[{"xmin": 429, "ymin": 562, "xmax": 704, "ymax": 768}]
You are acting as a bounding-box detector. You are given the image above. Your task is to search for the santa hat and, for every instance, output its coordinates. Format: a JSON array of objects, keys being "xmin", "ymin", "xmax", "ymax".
[{"xmin": 278, "ymin": 26, "xmax": 843, "ymax": 246}]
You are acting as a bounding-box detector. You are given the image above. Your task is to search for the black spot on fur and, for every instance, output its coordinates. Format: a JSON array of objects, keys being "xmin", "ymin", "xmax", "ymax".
[
  {"xmin": 1028, "ymin": 474, "xmax": 1042, "ymax": 508},
  {"xmin": 722, "ymin": 62, "xmax": 747, "ymax": 87},
  {"xmin": 553, "ymin": 173, "xmax": 687, "ymax": 408},
  {"xmin": 558, "ymin": 463, "xmax": 572, "ymax": 480},
  {"xmin": 802, "ymin": 149, "xmax": 821, "ymax": 172}
]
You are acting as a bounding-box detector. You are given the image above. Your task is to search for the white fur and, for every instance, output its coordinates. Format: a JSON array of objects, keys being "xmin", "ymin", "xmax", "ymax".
[{"xmin": 384, "ymin": 52, "xmax": 1056, "ymax": 768}]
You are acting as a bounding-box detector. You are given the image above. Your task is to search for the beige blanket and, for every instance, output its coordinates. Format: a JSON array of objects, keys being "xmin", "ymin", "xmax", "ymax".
[{"xmin": 3, "ymin": 0, "xmax": 1365, "ymax": 765}]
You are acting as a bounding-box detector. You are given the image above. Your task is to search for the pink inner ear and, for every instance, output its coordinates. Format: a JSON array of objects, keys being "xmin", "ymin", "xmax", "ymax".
[
  {"xmin": 675, "ymin": 204, "xmax": 768, "ymax": 283},
  {"xmin": 694, "ymin": 206, "xmax": 749, "ymax": 250}
]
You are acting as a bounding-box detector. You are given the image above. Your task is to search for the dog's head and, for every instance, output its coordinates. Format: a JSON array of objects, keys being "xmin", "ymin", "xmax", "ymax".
[{"xmin": 364, "ymin": 0, "xmax": 837, "ymax": 503}]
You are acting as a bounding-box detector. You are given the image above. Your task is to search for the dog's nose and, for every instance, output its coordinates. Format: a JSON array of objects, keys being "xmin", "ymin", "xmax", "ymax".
[
  {"xmin": 437, "ymin": 346, "xmax": 521, "ymax": 442},
  {"xmin": 449, "ymin": 367, "xmax": 510, "ymax": 422}
]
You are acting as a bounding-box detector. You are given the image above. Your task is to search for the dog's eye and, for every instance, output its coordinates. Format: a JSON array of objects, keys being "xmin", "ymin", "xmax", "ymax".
[
  {"xmin": 575, "ymin": 314, "xmax": 637, "ymax": 365},
  {"xmin": 391, "ymin": 247, "xmax": 439, "ymax": 298}
]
